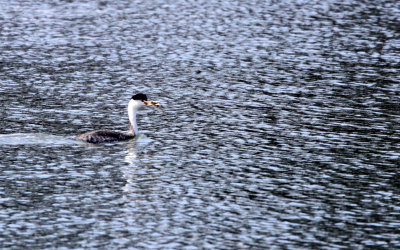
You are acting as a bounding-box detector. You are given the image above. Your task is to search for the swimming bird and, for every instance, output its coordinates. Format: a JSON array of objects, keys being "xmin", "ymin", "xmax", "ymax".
[{"xmin": 76, "ymin": 93, "xmax": 160, "ymax": 143}]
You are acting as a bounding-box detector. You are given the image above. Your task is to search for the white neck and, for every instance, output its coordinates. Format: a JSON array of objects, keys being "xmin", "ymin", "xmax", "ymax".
[{"xmin": 128, "ymin": 100, "xmax": 140, "ymax": 135}]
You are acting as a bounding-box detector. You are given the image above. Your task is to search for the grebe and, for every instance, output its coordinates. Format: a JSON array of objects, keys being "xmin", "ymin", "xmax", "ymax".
[{"xmin": 76, "ymin": 93, "xmax": 160, "ymax": 143}]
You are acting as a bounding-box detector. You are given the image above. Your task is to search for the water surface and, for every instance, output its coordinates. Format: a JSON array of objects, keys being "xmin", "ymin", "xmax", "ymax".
[{"xmin": 1, "ymin": 0, "xmax": 400, "ymax": 248}]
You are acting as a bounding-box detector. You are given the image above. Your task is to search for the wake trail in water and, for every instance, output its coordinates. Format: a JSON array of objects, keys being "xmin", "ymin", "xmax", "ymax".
[{"xmin": 0, "ymin": 133, "xmax": 80, "ymax": 145}]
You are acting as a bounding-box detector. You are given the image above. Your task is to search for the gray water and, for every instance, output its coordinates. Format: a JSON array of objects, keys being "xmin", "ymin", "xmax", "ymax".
[{"xmin": 1, "ymin": 0, "xmax": 400, "ymax": 248}]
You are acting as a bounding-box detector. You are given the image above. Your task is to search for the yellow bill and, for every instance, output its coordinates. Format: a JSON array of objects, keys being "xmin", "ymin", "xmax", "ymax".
[{"xmin": 144, "ymin": 100, "xmax": 161, "ymax": 108}]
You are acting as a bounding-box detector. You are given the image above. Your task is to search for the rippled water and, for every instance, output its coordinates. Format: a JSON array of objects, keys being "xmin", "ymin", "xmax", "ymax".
[{"xmin": 1, "ymin": 0, "xmax": 400, "ymax": 248}]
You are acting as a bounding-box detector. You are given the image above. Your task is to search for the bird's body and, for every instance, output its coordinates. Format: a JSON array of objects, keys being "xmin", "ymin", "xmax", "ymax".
[
  {"xmin": 76, "ymin": 93, "xmax": 160, "ymax": 144},
  {"xmin": 76, "ymin": 130, "xmax": 134, "ymax": 144}
]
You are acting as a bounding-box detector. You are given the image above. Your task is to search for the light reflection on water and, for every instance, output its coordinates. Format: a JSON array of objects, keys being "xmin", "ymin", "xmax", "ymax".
[{"xmin": 1, "ymin": 0, "xmax": 400, "ymax": 248}]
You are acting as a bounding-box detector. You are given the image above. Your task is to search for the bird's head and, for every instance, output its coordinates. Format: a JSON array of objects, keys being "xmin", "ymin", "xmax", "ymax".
[{"xmin": 129, "ymin": 93, "xmax": 161, "ymax": 110}]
